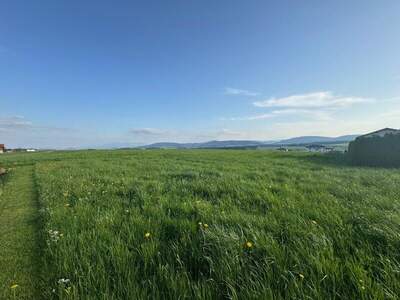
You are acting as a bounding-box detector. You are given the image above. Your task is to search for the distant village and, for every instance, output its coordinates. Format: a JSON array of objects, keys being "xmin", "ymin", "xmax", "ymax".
[
  {"xmin": 0, "ymin": 144, "xmax": 37, "ymax": 154},
  {"xmin": 277, "ymin": 128, "xmax": 399, "ymax": 153},
  {"xmin": 277, "ymin": 144, "xmax": 335, "ymax": 153}
]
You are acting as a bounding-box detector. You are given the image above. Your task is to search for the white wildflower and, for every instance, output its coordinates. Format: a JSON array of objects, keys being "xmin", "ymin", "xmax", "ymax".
[
  {"xmin": 57, "ymin": 278, "xmax": 70, "ymax": 284},
  {"xmin": 48, "ymin": 229, "xmax": 62, "ymax": 242}
]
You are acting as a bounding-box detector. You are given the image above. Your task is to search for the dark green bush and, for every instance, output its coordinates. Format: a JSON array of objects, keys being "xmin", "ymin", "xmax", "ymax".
[{"xmin": 348, "ymin": 134, "xmax": 400, "ymax": 167}]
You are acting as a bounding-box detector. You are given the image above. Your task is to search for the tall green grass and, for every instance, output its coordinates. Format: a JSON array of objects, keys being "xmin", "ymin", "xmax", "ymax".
[{"xmin": 2, "ymin": 150, "xmax": 400, "ymax": 299}]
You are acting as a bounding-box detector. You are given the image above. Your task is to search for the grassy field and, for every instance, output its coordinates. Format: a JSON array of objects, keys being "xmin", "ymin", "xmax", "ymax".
[{"xmin": 1, "ymin": 150, "xmax": 400, "ymax": 299}]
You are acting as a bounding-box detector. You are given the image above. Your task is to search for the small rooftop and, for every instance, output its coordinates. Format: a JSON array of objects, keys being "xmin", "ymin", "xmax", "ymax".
[{"xmin": 360, "ymin": 128, "xmax": 400, "ymax": 138}]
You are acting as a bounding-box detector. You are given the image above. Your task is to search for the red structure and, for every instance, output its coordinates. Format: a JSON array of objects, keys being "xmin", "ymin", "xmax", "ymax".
[{"xmin": 0, "ymin": 144, "xmax": 5, "ymax": 153}]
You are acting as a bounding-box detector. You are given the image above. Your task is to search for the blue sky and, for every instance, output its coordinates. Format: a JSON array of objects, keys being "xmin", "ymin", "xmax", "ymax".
[{"xmin": 1, "ymin": 0, "xmax": 399, "ymax": 148}]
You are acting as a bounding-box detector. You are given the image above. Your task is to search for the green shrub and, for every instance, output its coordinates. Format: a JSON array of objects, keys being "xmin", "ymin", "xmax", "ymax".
[{"xmin": 348, "ymin": 134, "xmax": 400, "ymax": 167}]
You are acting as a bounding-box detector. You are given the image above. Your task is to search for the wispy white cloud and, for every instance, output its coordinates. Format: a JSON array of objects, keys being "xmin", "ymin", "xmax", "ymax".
[
  {"xmin": 0, "ymin": 116, "xmax": 75, "ymax": 134},
  {"xmin": 224, "ymin": 87, "xmax": 260, "ymax": 97},
  {"xmin": 0, "ymin": 116, "xmax": 90, "ymax": 149},
  {"xmin": 253, "ymin": 91, "xmax": 372, "ymax": 108},
  {"xmin": 223, "ymin": 91, "xmax": 375, "ymax": 122},
  {"xmin": 129, "ymin": 128, "xmax": 172, "ymax": 136},
  {"xmin": 0, "ymin": 116, "xmax": 33, "ymax": 130},
  {"xmin": 215, "ymin": 129, "xmax": 247, "ymax": 138},
  {"xmin": 224, "ymin": 108, "xmax": 333, "ymax": 121},
  {"xmin": 223, "ymin": 113, "xmax": 273, "ymax": 121}
]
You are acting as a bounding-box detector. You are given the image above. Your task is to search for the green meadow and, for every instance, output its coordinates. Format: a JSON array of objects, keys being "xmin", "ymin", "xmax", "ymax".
[{"xmin": 1, "ymin": 150, "xmax": 400, "ymax": 299}]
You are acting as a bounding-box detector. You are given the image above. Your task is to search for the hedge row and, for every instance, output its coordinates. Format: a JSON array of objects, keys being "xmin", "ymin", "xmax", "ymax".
[{"xmin": 348, "ymin": 134, "xmax": 400, "ymax": 167}]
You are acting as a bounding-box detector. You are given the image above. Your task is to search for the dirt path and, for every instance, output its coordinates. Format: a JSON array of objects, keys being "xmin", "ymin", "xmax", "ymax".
[{"xmin": 0, "ymin": 166, "xmax": 42, "ymax": 299}]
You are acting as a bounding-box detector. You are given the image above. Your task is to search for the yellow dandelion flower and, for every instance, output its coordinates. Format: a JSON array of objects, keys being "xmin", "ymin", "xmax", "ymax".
[
  {"xmin": 299, "ymin": 273, "xmax": 305, "ymax": 280},
  {"xmin": 203, "ymin": 223, "xmax": 209, "ymax": 228},
  {"xmin": 10, "ymin": 284, "xmax": 18, "ymax": 289},
  {"xmin": 245, "ymin": 241, "xmax": 253, "ymax": 249},
  {"xmin": 144, "ymin": 232, "xmax": 151, "ymax": 239}
]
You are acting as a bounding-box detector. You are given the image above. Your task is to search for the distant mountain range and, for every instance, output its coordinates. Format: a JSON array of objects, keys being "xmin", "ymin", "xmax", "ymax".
[
  {"xmin": 140, "ymin": 140, "xmax": 267, "ymax": 149},
  {"xmin": 93, "ymin": 142, "xmax": 143, "ymax": 149},
  {"xmin": 277, "ymin": 135, "xmax": 359, "ymax": 145},
  {"xmin": 139, "ymin": 134, "xmax": 359, "ymax": 149}
]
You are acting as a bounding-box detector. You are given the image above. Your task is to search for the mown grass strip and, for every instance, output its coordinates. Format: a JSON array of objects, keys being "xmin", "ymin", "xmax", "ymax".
[{"xmin": 0, "ymin": 166, "xmax": 42, "ymax": 299}]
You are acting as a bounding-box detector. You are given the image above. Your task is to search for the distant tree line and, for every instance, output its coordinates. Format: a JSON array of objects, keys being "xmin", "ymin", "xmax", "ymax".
[{"xmin": 348, "ymin": 134, "xmax": 400, "ymax": 167}]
